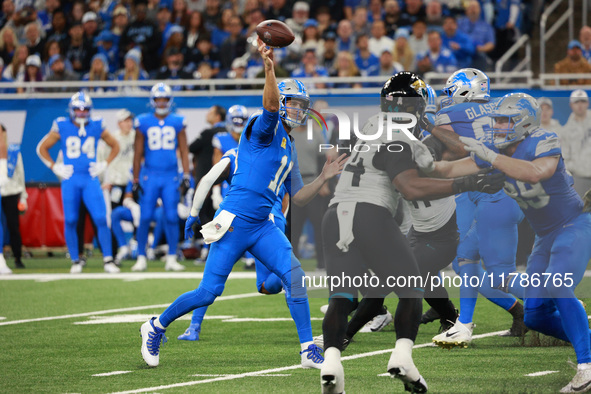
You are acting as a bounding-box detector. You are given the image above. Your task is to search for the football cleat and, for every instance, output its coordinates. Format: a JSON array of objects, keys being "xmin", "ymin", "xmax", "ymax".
[
  {"xmin": 177, "ymin": 323, "xmax": 201, "ymax": 341},
  {"xmin": 432, "ymin": 318, "xmax": 474, "ymax": 349},
  {"xmin": 387, "ymin": 347, "xmax": 428, "ymax": 393},
  {"xmin": 70, "ymin": 262, "xmax": 83, "ymax": 274},
  {"xmin": 0, "ymin": 264, "xmax": 13, "ymax": 275},
  {"xmin": 420, "ymin": 307, "xmax": 440, "ymax": 325},
  {"xmin": 313, "ymin": 335, "xmax": 351, "ymax": 351},
  {"xmin": 140, "ymin": 317, "xmax": 167, "ymax": 367},
  {"xmin": 301, "ymin": 344, "xmax": 324, "ymax": 369},
  {"xmin": 131, "ymin": 255, "xmax": 147, "ymax": 272},
  {"xmin": 104, "ymin": 261, "xmax": 120, "ymax": 274},
  {"xmin": 560, "ymin": 366, "xmax": 591, "ymax": 393},
  {"xmin": 359, "ymin": 306, "xmax": 393, "ymax": 333},
  {"xmin": 321, "ymin": 348, "xmax": 345, "ymax": 394},
  {"xmin": 164, "ymin": 256, "xmax": 185, "ymax": 271},
  {"xmin": 115, "ymin": 246, "xmax": 130, "ymax": 264}
]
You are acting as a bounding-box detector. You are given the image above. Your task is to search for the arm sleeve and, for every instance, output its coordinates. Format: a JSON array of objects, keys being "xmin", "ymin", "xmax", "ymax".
[
  {"xmin": 372, "ymin": 142, "xmax": 416, "ymax": 181},
  {"xmin": 285, "ymin": 149, "xmax": 304, "ymax": 197},
  {"xmin": 250, "ymin": 109, "xmax": 279, "ymax": 145},
  {"xmin": 190, "ymin": 157, "xmax": 231, "ymax": 216}
]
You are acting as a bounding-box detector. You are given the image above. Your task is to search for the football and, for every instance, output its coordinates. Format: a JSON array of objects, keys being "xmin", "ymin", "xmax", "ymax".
[{"xmin": 256, "ymin": 20, "xmax": 295, "ymax": 48}]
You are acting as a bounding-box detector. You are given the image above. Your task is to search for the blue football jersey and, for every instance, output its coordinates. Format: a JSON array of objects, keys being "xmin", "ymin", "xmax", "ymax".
[
  {"xmin": 220, "ymin": 109, "xmax": 304, "ymax": 222},
  {"xmin": 52, "ymin": 116, "xmax": 105, "ymax": 174},
  {"xmin": 435, "ymin": 101, "xmax": 497, "ymax": 139},
  {"xmin": 212, "ymin": 132, "xmax": 239, "ymax": 154},
  {"xmin": 502, "ymin": 128, "xmax": 583, "ymax": 235},
  {"xmin": 134, "ymin": 113, "xmax": 186, "ymax": 173},
  {"xmin": 223, "ymin": 147, "xmax": 286, "ymax": 221}
]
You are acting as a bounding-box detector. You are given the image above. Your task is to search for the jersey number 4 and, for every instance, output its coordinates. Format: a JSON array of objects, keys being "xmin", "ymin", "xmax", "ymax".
[
  {"xmin": 147, "ymin": 126, "xmax": 176, "ymax": 150},
  {"xmin": 66, "ymin": 136, "xmax": 95, "ymax": 159}
]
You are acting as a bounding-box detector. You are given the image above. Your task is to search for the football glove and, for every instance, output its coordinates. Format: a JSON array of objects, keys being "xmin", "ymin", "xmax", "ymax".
[
  {"xmin": 452, "ymin": 169, "xmax": 506, "ymax": 194},
  {"xmin": 89, "ymin": 161, "xmax": 108, "ymax": 177},
  {"xmin": 411, "ymin": 140, "xmax": 435, "ymax": 173},
  {"xmin": 123, "ymin": 197, "xmax": 141, "ymax": 227},
  {"xmin": 460, "ymin": 136, "xmax": 499, "ymax": 164},
  {"xmin": 418, "ymin": 114, "xmax": 435, "ymax": 133},
  {"xmin": 184, "ymin": 215, "xmax": 201, "ymax": 240},
  {"xmin": 180, "ymin": 174, "xmax": 192, "ymax": 195},
  {"xmin": 52, "ymin": 163, "xmax": 74, "ymax": 180},
  {"xmin": 132, "ymin": 181, "xmax": 142, "ymax": 202}
]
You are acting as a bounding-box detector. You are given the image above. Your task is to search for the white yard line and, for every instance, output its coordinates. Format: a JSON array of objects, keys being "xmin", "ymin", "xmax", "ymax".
[
  {"xmin": 93, "ymin": 371, "xmax": 133, "ymax": 377},
  {"xmin": 0, "ymin": 272, "xmax": 258, "ymax": 281},
  {"xmin": 525, "ymin": 371, "xmax": 559, "ymax": 377},
  {"xmin": 111, "ymin": 330, "xmax": 509, "ymax": 394},
  {"xmin": 0, "ymin": 292, "xmax": 263, "ymax": 327}
]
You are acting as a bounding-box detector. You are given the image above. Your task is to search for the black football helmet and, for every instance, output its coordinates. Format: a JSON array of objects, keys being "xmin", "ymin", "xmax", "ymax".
[{"xmin": 380, "ymin": 72, "xmax": 429, "ymax": 138}]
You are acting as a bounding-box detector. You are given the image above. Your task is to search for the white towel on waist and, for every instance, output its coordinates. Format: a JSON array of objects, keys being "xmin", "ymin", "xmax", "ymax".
[
  {"xmin": 200, "ymin": 210, "xmax": 236, "ymax": 244},
  {"xmin": 336, "ymin": 202, "xmax": 357, "ymax": 252}
]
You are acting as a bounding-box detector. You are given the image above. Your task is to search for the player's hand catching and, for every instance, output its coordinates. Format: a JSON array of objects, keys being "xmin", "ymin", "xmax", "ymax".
[
  {"xmin": 321, "ymin": 153, "xmax": 348, "ymax": 181},
  {"xmin": 52, "ymin": 163, "xmax": 74, "ymax": 180},
  {"xmin": 89, "ymin": 161, "xmax": 108, "ymax": 177},
  {"xmin": 411, "ymin": 140, "xmax": 435, "ymax": 173},
  {"xmin": 453, "ymin": 168, "xmax": 506, "ymax": 194},
  {"xmin": 257, "ymin": 37, "xmax": 274, "ymax": 71},
  {"xmin": 184, "ymin": 215, "xmax": 201, "ymax": 240},
  {"xmin": 460, "ymin": 136, "xmax": 498, "ymax": 164},
  {"xmin": 132, "ymin": 181, "xmax": 142, "ymax": 202}
]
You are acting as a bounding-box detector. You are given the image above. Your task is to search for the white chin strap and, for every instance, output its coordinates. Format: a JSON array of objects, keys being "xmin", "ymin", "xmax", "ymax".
[{"xmin": 76, "ymin": 118, "xmax": 87, "ymax": 137}]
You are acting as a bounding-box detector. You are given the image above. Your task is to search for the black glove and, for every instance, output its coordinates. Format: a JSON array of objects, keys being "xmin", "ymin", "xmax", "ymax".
[
  {"xmin": 452, "ymin": 169, "xmax": 506, "ymax": 194},
  {"xmin": 180, "ymin": 175, "xmax": 192, "ymax": 196},
  {"xmin": 132, "ymin": 181, "xmax": 143, "ymax": 202},
  {"xmin": 418, "ymin": 114, "xmax": 435, "ymax": 133}
]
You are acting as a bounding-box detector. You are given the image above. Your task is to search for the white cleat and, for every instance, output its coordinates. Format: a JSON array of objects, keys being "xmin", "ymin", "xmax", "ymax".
[
  {"xmin": 0, "ymin": 264, "xmax": 13, "ymax": 275},
  {"xmin": 301, "ymin": 343, "xmax": 324, "ymax": 369},
  {"xmin": 104, "ymin": 262, "xmax": 120, "ymax": 273},
  {"xmin": 561, "ymin": 366, "xmax": 591, "ymax": 393},
  {"xmin": 432, "ymin": 318, "xmax": 474, "ymax": 349},
  {"xmin": 164, "ymin": 256, "xmax": 185, "ymax": 272},
  {"xmin": 70, "ymin": 263, "xmax": 83, "ymax": 274},
  {"xmin": 321, "ymin": 348, "xmax": 345, "ymax": 394},
  {"xmin": 115, "ymin": 246, "xmax": 130, "ymax": 263},
  {"xmin": 359, "ymin": 307, "xmax": 393, "ymax": 333},
  {"xmin": 131, "ymin": 256, "xmax": 147, "ymax": 272},
  {"xmin": 140, "ymin": 317, "xmax": 167, "ymax": 367},
  {"xmin": 387, "ymin": 348, "xmax": 428, "ymax": 393}
]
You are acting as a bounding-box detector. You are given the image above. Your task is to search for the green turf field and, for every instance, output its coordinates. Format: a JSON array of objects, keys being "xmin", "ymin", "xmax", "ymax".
[{"xmin": 1, "ymin": 256, "xmax": 589, "ymax": 393}]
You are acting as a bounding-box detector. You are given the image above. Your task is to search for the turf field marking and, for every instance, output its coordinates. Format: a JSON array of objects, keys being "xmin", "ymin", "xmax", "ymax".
[
  {"xmin": 0, "ymin": 292, "xmax": 263, "ymax": 327},
  {"xmin": 191, "ymin": 374, "xmax": 291, "ymax": 377},
  {"xmin": 73, "ymin": 314, "xmax": 235, "ymax": 325},
  {"xmin": 222, "ymin": 317, "xmax": 324, "ymax": 322},
  {"xmin": 0, "ymin": 272, "xmax": 258, "ymax": 282},
  {"xmin": 93, "ymin": 371, "xmax": 133, "ymax": 377},
  {"xmin": 110, "ymin": 330, "xmax": 509, "ymax": 394},
  {"xmin": 525, "ymin": 371, "xmax": 559, "ymax": 377}
]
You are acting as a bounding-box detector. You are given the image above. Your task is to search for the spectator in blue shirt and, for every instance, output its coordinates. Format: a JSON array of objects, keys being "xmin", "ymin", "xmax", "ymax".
[
  {"xmin": 490, "ymin": 0, "xmax": 520, "ymax": 60},
  {"xmin": 292, "ymin": 48, "xmax": 329, "ymax": 89},
  {"xmin": 354, "ymin": 33, "xmax": 379, "ymax": 76},
  {"xmin": 458, "ymin": 0, "xmax": 495, "ymax": 70},
  {"xmin": 95, "ymin": 30, "xmax": 119, "ymax": 74},
  {"xmin": 441, "ymin": 16, "xmax": 475, "ymax": 68},
  {"xmin": 579, "ymin": 26, "xmax": 591, "ymax": 63},
  {"xmin": 416, "ymin": 29, "xmax": 458, "ymax": 74},
  {"xmin": 336, "ymin": 19, "xmax": 356, "ymax": 53}
]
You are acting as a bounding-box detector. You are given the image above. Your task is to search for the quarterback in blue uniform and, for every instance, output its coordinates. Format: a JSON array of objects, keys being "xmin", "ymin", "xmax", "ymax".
[
  {"xmin": 131, "ymin": 83, "xmax": 191, "ymax": 272},
  {"xmin": 424, "ymin": 93, "xmax": 591, "ymax": 393},
  {"xmin": 37, "ymin": 91, "xmax": 120, "ymax": 273},
  {"xmin": 423, "ymin": 69, "xmax": 526, "ymax": 348},
  {"xmin": 139, "ymin": 39, "xmax": 346, "ymax": 369},
  {"xmin": 178, "ymin": 147, "xmax": 288, "ymax": 341}
]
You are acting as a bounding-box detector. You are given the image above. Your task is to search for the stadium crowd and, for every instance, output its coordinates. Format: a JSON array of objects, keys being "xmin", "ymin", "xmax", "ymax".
[{"xmin": 2, "ymin": 0, "xmax": 586, "ymax": 93}]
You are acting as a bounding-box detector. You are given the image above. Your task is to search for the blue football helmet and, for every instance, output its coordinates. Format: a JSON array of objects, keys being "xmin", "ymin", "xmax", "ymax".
[
  {"xmin": 150, "ymin": 83, "xmax": 173, "ymax": 115},
  {"xmin": 69, "ymin": 91, "xmax": 93, "ymax": 123},
  {"xmin": 441, "ymin": 68, "xmax": 490, "ymax": 108},
  {"xmin": 489, "ymin": 93, "xmax": 541, "ymax": 149},
  {"xmin": 278, "ymin": 79, "xmax": 310, "ymax": 129},
  {"xmin": 226, "ymin": 105, "xmax": 249, "ymax": 134}
]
